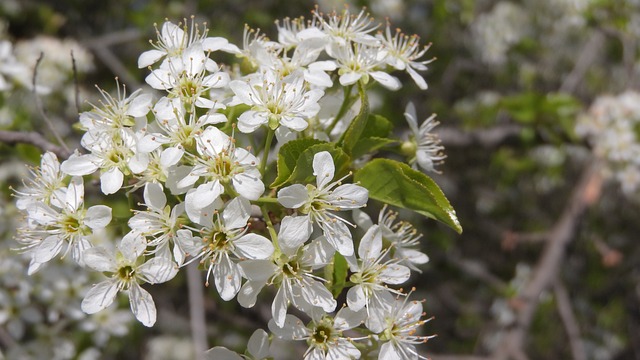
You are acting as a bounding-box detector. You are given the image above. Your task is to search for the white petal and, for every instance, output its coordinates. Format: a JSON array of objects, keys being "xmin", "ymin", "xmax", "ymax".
[
  {"xmin": 144, "ymin": 182, "xmax": 166, "ymax": 211},
  {"xmin": 85, "ymin": 205, "xmax": 112, "ymax": 230},
  {"xmin": 277, "ymin": 184, "xmax": 309, "ymax": 209},
  {"xmin": 237, "ymin": 111, "xmax": 268, "ymax": 133},
  {"xmin": 272, "ymin": 286, "xmax": 289, "ymax": 328},
  {"xmin": 138, "ymin": 257, "xmax": 178, "ymax": 284},
  {"xmin": 234, "ymin": 234, "xmax": 274, "ymax": 260},
  {"xmin": 138, "ymin": 49, "xmax": 166, "ymax": 68},
  {"xmin": 214, "ymin": 256, "xmax": 242, "ymax": 301},
  {"xmin": 279, "ymin": 116, "xmax": 308, "ymax": 132},
  {"xmin": 312, "ymin": 151, "xmax": 335, "ymax": 189},
  {"xmin": 204, "ymin": 347, "xmax": 243, "ymax": 360},
  {"xmin": 330, "ymin": 184, "xmax": 368, "ymax": 209},
  {"xmin": 334, "ymin": 306, "xmax": 366, "ymax": 330},
  {"xmin": 268, "ymin": 314, "xmax": 307, "ymax": 339},
  {"xmin": 126, "ymin": 92, "xmax": 153, "ymax": 117},
  {"xmin": 321, "ymin": 220, "xmax": 354, "ymax": 256},
  {"xmin": 407, "ymin": 66, "xmax": 428, "ymax": 90},
  {"xmin": 33, "ymin": 235, "xmax": 63, "ymax": 264},
  {"xmin": 100, "ymin": 167, "xmax": 124, "ymax": 195},
  {"xmin": 370, "ymin": 71, "xmax": 402, "ymax": 91},
  {"xmin": 237, "ymin": 280, "xmax": 265, "ymax": 308},
  {"xmin": 379, "ymin": 264, "xmax": 411, "ymax": 285},
  {"xmin": 81, "ymin": 280, "xmax": 119, "ymax": 314},
  {"xmin": 358, "ymin": 225, "xmax": 382, "ymax": 260},
  {"xmin": 379, "ymin": 342, "xmax": 404, "ymax": 360},
  {"xmin": 60, "ymin": 154, "xmax": 99, "ymax": 176},
  {"xmin": 346, "ymin": 285, "xmax": 367, "ymax": 311},
  {"xmin": 160, "ymin": 146, "xmax": 185, "ymax": 168},
  {"xmin": 223, "ymin": 197, "xmax": 251, "ymax": 230},
  {"xmin": 300, "ymin": 278, "xmax": 336, "ymax": 313},
  {"xmin": 202, "ymin": 37, "xmax": 230, "ymax": 52},
  {"xmin": 129, "ymin": 283, "xmax": 157, "ymax": 327},
  {"xmin": 339, "ymin": 71, "xmax": 362, "ymax": 86},
  {"xmin": 399, "ymin": 249, "xmax": 429, "ymax": 265},
  {"xmin": 83, "ymin": 247, "xmax": 116, "ymax": 272},
  {"xmin": 278, "ymin": 216, "xmax": 312, "ymax": 255},
  {"xmin": 239, "ymin": 260, "xmax": 277, "ymax": 281},
  {"xmin": 232, "ymin": 173, "xmax": 265, "ymax": 201},
  {"xmin": 65, "ymin": 176, "xmax": 84, "ymax": 211},
  {"xmin": 191, "ymin": 181, "xmax": 224, "ymax": 209},
  {"xmin": 118, "ymin": 231, "xmax": 147, "ymax": 262},
  {"xmin": 247, "ymin": 329, "xmax": 270, "ymax": 359}
]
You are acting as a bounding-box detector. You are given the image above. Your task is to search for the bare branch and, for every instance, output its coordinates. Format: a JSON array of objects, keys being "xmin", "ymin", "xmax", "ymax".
[
  {"xmin": 553, "ymin": 280, "xmax": 587, "ymax": 360},
  {"xmin": 447, "ymin": 252, "xmax": 508, "ymax": 293},
  {"xmin": 0, "ymin": 130, "xmax": 71, "ymax": 159},
  {"xmin": 187, "ymin": 262, "xmax": 208, "ymax": 359},
  {"xmin": 560, "ymin": 31, "xmax": 606, "ymax": 94},
  {"xmin": 70, "ymin": 50, "xmax": 81, "ymax": 115},
  {"xmin": 32, "ymin": 53, "xmax": 71, "ymax": 154},
  {"xmin": 491, "ymin": 161, "xmax": 603, "ymax": 360}
]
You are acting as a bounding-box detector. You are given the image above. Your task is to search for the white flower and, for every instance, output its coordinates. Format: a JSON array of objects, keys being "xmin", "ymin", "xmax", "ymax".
[
  {"xmin": 205, "ymin": 329, "xmax": 271, "ymax": 360},
  {"xmin": 138, "ymin": 96, "xmax": 227, "ymax": 169},
  {"xmin": 128, "ymin": 183, "xmax": 187, "ymax": 264},
  {"xmin": 268, "ymin": 307, "xmax": 365, "ymax": 360},
  {"xmin": 14, "ymin": 151, "xmax": 66, "ymax": 211},
  {"xmin": 376, "ymin": 295, "xmax": 435, "ymax": 360},
  {"xmin": 377, "ymin": 23, "xmax": 434, "ymax": 90},
  {"xmin": 229, "ymin": 69, "xmax": 324, "ymax": 133},
  {"xmin": 180, "ymin": 126, "xmax": 264, "ymax": 215},
  {"xmin": 145, "ymin": 44, "xmax": 230, "ymax": 108},
  {"xmin": 179, "ymin": 197, "xmax": 273, "ymax": 301},
  {"xmin": 402, "ymin": 103, "xmax": 445, "ymax": 173},
  {"xmin": 277, "ymin": 151, "xmax": 368, "ymax": 256},
  {"xmin": 81, "ymin": 231, "xmax": 178, "ymax": 327},
  {"xmin": 314, "ymin": 7, "xmax": 379, "ymax": 47},
  {"xmin": 239, "ymin": 217, "xmax": 336, "ymax": 327},
  {"xmin": 355, "ymin": 206, "xmax": 429, "ymax": 272},
  {"xmin": 346, "ymin": 225, "xmax": 410, "ymax": 323},
  {"xmin": 331, "ymin": 43, "xmax": 401, "ymax": 90},
  {"xmin": 25, "ymin": 176, "xmax": 112, "ymax": 272},
  {"xmin": 79, "ymin": 83, "xmax": 152, "ymax": 136},
  {"xmin": 138, "ymin": 19, "xmax": 239, "ymax": 68}
]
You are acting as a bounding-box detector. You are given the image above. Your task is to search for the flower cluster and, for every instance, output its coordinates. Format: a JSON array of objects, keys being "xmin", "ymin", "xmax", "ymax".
[
  {"xmin": 13, "ymin": 7, "xmax": 445, "ymax": 359},
  {"xmin": 576, "ymin": 91, "xmax": 640, "ymax": 194}
]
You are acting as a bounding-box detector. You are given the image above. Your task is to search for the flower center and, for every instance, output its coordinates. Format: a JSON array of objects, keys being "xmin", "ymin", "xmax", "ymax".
[{"xmin": 117, "ymin": 265, "xmax": 135, "ymax": 281}]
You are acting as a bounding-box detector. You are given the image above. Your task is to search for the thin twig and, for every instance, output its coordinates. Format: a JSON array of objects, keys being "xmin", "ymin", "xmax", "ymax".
[
  {"xmin": 186, "ymin": 262, "xmax": 208, "ymax": 359},
  {"xmin": 492, "ymin": 161, "xmax": 603, "ymax": 360},
  {"xmin": 447, "ymin": 252, "xmax": 508, "ymax": 293},
  {"xmin": 89, "ymin": 45, "xmax": 143, "ymax": 89},
  {"xmin": 70, "ymin": 50, "xmax": 81, "ymax": 115},
  {"xmin": 32, "ymin": 52, "xmax": 71, "ymax": 154},
  {"xmin": 559, "ymin": 31, "xmax": 606, "ymax": 94},
  {"xmin": 0, "ymin": 130, "xmax": 71, "ymax": 159},
  {"xmin": 553, "ymin": 280, "xmax": 587, "ymax": 360}
]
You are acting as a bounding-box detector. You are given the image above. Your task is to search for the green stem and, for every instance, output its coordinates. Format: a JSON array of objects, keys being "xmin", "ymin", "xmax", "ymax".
[
  {"xmin": 260, "ymin": 128, "xmax": 275, "ymax": 176},
  {"xmin": 254, "ymin": 196, "xmax": 279, "ymax": 204},
  {"xmin": 260, "ymin": 206, "xmax": 279, "ymax": 250},
  {"xmin": 325, "ymin": 84, "xmax": 354, "ymax": 134}
]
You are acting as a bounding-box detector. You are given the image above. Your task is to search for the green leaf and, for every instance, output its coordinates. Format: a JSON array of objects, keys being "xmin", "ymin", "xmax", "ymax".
[
  {"xmin": 351, "ymin": 114, "xmax": 396, "ymax": 158},
  {"xmin": 270, "ymin": 138, "xmax": 324, "ymax": 188},
  {"xmin": 287, "ymin": 143, "xmax": 350, "ymax": 185},
  {"xmin": 354, "ymin": 158, "xmax": 462, "ymax": 234},
  {"xmin": 330, "ymin": 253, "xmax": 348, "ymax": 297},
  {"xmin": 339, "ymin": 82, "xmax": 369, "ymax": 156}
]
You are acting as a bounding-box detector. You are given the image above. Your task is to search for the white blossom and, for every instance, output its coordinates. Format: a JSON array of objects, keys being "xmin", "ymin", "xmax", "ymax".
[
  {"xmin": 277, "ymin": 151, "xmax": 368, "ymax": 256},
  {"xmin": 81, "ymin": 232, "xmax": 178, "ymax": 327}
]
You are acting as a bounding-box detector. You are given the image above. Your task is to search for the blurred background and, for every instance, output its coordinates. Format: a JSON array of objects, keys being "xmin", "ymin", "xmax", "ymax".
[{"xmin": 1, "ymin": 0, "xmax": 639, "ymax": 359}]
